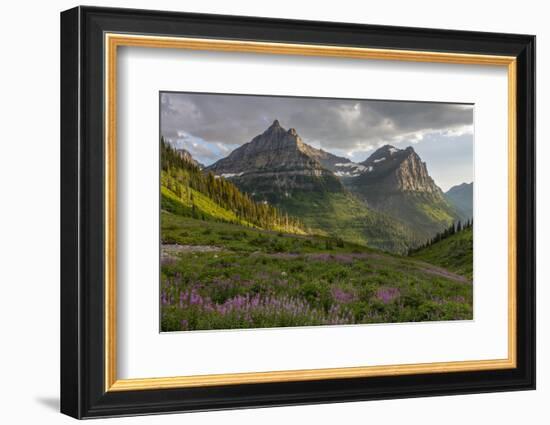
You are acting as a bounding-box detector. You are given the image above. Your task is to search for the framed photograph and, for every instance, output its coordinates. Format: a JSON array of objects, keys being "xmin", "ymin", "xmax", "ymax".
[{"xmin": 60, "ymin": 6, "xmax": 535, "ymax": 419}]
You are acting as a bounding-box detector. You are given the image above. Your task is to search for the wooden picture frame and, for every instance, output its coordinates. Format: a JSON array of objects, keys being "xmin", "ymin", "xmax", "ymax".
[{"xmin": 61, "ymin": 6, "xmax": 535, "ymax": 419}]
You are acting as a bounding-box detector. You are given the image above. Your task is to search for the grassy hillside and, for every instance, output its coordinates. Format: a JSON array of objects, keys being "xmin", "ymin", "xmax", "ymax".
[
  {"xmin": 161, "ymin": 211, "xmax": 365, "ymax": 254},
  {"xmin": 277, "ymin": 191, "xmax": 415, "ymax": 254},
  {"xmin": 161, "ymin": 212, "xmax": 473, "ymax": 331},
  {"xmin": 410, "ymin": 227, "xmax": 473, "ymax": 279},
  {"xmin": 161, "ymin": 185, "xmax": 257, "ymax": 228}
]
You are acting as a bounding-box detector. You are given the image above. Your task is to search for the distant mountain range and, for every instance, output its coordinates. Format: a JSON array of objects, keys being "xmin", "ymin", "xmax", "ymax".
[
  {"xmin": 445, "ymin": 182, "xmax": 473, "ymax": 219},
  {"xmin": 166, "ymin": 120, "xmax": 471, "ymax": 252}
]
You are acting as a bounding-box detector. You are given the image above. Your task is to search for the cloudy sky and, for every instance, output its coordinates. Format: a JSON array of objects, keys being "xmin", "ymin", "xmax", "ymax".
[{"xmin": 160, "ymin": 92, "xmax": 473, "ymax": 191}]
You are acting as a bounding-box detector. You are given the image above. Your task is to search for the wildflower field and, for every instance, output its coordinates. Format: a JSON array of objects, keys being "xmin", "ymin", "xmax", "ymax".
[{"xmin": 160, "ymin": 212, "xmax": 473, "ymax": 331}]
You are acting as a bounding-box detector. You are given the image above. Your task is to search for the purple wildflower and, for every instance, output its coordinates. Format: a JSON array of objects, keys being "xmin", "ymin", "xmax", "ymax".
[
  {"xmin": 331, "ymin": 286, "xmax": 357, "ymax": 304},
  {"xmin": 162, "ymin": 283, "xmax": 354, "ymax": 328},
  {"xmin": 375, "ymin": 287, "xmax": 400, "ymax": 304}
]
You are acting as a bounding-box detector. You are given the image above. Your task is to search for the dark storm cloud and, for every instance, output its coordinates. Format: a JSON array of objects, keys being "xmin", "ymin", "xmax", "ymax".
[{"xmin": 160, "ymin": 92, "xmax": 473, "ymax": 155}]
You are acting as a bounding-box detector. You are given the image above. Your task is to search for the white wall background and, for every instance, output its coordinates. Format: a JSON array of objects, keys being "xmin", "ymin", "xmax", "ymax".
[{"xmin": 0, "ymin": 0, "xmax": 545, "ymax": 423}]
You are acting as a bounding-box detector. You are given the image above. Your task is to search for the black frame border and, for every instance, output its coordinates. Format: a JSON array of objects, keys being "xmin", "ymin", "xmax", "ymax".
[{"xmin": 60, "ymin": 6, "xmax": 535, "ymax": 419}]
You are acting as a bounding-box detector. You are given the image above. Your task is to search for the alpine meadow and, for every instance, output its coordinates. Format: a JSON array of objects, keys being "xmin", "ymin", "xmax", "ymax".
[{"xmin": 160, "ymin": 92, "xmax": 474, "ymax": 332}]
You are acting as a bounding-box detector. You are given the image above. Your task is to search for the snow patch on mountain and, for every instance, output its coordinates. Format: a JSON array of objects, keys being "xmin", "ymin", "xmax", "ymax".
[
  {"xmin": 220, "ymin": 172, "xmax": 244, "ymax": 178},
  {"xmin": 333, "ymin": 162, "xmax": 368, "ymax": 177}
]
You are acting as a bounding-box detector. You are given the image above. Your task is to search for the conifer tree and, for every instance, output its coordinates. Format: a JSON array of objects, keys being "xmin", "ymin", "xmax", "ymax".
[{"xmin": 160, "ymin": 138, "xmax": 305, "ymax": 234}]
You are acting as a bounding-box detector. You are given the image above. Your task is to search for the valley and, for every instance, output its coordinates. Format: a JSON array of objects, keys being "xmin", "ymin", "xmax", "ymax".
[{"xmin": 159, "ymin": 120, "xmax": 474, "ymax": 331}]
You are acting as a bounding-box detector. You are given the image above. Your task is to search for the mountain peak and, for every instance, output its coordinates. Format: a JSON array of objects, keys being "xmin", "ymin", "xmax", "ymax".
[
  {"xmin": 207, "ymin": 121, "xmax": 327, "ymax": 176},
  {"xmin": 375, "ymin": 144, "xmax": 404, "ymax": 155},
  {"xmin": 261, "ymin": 119, "xmax": 288, "ymax": 138},
  {"xmin": 361, "ymin": 144, "xmax": 421, "ymax": 165},
  {"xmin": 358, "ymin": 144, "xmax": 441, "ymax": 194},
  {"xmin": 205, "ymin": 122, "xmax": 344, "ymax": 200},
  {"xmin": 362, "ymin": 145, "xmax": 401, "ymax": 165}
]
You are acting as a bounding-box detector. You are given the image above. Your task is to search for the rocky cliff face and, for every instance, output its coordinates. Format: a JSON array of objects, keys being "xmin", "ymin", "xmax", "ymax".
[
  {"xmin": 207, "ymin": 120, "xmax": 324, "ymax": 174},
  {"xmin": 297, "ymin": 143, "xmax": 349, "ymax": 170},
  {"xmin": 175, "ymin": 148, "xmax": 203, "ymax": 168},
  {"xmin": 206, "ymin": 120, "xmax": 343, "ymax": 201},
  {"xmin": 299, "ymin": 144, "xmax": 369, "ymax": 178},
  {"xmin": 346, "ymin": 145, "xmax": 462, "ymax": 241},
  {"xmin": 357, "ymin": 145, "xmax": 442, "ymax": 194}
]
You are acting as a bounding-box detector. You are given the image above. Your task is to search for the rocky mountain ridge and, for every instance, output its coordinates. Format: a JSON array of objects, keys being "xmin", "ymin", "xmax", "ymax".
[
  {"xmin": 207, "ymin": 121, "xmax": 447, "ymax": 194},
  {"xmin": 207, "ymin": 120, "xmax": 327, "ymax": 175},
  {"xmin": 191, "ymin": 120, "xmax": 467, "ymax": 247},
  {"xmin": 355, "ymin": 144, "xmax": 444, "ymax": 194},
  {"xmin": 206, "ymin": 120, "xmax": 344, "ymax": 201}
]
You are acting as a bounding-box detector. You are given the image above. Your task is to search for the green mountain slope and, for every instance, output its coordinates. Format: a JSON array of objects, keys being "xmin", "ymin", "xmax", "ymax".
[
  {"xmin": 358, "ymin": 191, "xmax": 462, "ymax": 242},
  {"xmin": 161, "ymin": 139, "xmax": 306, "ymax": 235},
  {"xmin": 345, "ymin": 145, "xmax": 464, "ymax": 243},
  {"xmin": 161, "ymin": 185, "xmax": 254, "ymax": 227},
  {"xmin": 410, "ymin": 227, "xmax": 473, "ymax": 279},
  {"xmin": 445, "ymin": 182, "xmax": 473, "ymax": 219},
  {"xmin": 276, "ymin": 190, "xmax": 414, "ymax": 254}
]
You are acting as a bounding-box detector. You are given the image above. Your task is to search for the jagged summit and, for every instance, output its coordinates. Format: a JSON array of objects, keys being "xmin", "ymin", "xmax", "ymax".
[
  {"xmin": 362, "ymin": 145, "xmax": 411, "ymax": 164},
  {"xmin": 207, "ymin": 120, "xmax": 311, "ymax": 173},
  {"xmin": 348, "ymin": 143, "xmax": 462, "ymax": 240},
  {"xmin": 263, "ymin": 119, "xmax": 284, "ymax": 133},
  {"xmin": 255, "ymin": 119, "xmax": 289, "ymax": 142},
  {"xmin": 205, "ymin": 121, "xmax": 343, "ymax": 201},
  {"xmin": 208, "ymin": 120, "xmax": 353, "ymax": 175},
  {"xmin": 358, "ymin": 144, "xmax": 439, "ymax": 194},
  {"xmin": 373, "ymin": 144, "xmax": 401, "ymax": 153}
]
